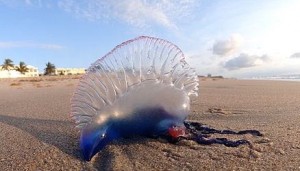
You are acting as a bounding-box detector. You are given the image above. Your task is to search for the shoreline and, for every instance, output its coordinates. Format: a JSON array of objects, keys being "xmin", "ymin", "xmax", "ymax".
[{"xmin": 242, "ymin": 78, "xmax": 300, "ymax": 82}]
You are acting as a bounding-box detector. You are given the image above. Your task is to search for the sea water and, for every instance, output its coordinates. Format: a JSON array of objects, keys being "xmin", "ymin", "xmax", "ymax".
[{"xmin": 251, "ymin": 74, "xmax": 300, "ymax": 82}]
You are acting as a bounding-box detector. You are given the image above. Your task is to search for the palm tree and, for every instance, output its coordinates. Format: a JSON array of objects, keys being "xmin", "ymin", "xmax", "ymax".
[
  {"xmin": 44, "ymin": 62, "xmax": 56, "ymax": 75},
  {"xmin": 15, "ymin": 61, "xmax": 29, "ymax": 74},
  {"xmin": 1, "ymin": 58, "xmax": 14, "ymax": 71}
]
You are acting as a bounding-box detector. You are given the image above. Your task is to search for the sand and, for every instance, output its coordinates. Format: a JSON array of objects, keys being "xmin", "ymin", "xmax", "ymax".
[{"xmin": 0, "ymin": 77, "xmax": 299, "ymax": 170}]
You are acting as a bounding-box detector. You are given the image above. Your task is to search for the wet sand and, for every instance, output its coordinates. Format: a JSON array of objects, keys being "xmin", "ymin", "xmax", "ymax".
[{"xmin": 0, "ymin": 77, "xmax": 299, "ymax": 170}]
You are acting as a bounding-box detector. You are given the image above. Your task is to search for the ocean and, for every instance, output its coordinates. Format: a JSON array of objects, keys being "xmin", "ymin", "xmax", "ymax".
[{"xmin": 251, "ymin": 74, "xmax": 300, "ymax": 82}]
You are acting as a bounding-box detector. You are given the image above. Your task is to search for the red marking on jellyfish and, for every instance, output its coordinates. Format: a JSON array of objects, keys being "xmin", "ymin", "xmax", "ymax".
[{"xmin": 168, "ymin": 126, "xmax": 187, "ymax": 138}]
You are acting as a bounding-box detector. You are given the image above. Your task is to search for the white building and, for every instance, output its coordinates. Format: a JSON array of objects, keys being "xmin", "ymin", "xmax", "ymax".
[
  {"xmin": 54, "ymin": 68, "xmax": 86, "ymax": 75},
  {"xmin": 24, "ymin": 65, "xmax": 39, "ymax": 77},
  {"xmin": 0, "ymin": 65, "xmax": 39, "ymax": 78}
]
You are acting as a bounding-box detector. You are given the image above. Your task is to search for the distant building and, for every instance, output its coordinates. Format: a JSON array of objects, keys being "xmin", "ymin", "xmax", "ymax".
[
  {"xmin": 24, "ymin": 65, "xmax": 39, "ymax": 77},
  {"xmin": 0, "ymin": 65, "xmax": 39, "ymax": 78},
  {"xmin": 55, "ymin": 68, "xmax": 86, "ymax": 75}
]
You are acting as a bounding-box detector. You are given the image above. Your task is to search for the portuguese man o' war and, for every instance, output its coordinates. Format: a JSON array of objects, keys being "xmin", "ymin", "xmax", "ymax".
[{"xmin": 70, "ymin": 36, "xmax": 262, "ymax": 161}]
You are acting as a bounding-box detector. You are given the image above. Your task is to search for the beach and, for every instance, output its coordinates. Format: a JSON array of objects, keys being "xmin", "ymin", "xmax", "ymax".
[{"xmin": 0, "ymin": 77, "xmax": 299, "ymax": 170}]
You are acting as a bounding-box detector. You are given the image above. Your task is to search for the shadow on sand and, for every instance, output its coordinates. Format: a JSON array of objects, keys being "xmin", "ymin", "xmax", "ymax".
[
  {"xmin": 0, "ymin": 114, "xmax": 82, "ymax": 159},
  {"xmin": 92, "ymin": 137, "xmax": 151, "ymax": 170},
  {"xmin": 0, "ymin": 114, "xmax": 151, "ymax": 169}
]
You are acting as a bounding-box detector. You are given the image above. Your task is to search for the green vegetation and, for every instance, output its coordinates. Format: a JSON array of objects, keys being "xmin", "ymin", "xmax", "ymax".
[
  {"xmin": 1, "ymin": 58, "xmax": 14, "ymax": 71},
  {"xmin": 44, "ymin": 62, "xmax": 56, "ymax": 75},
  {"xmin": 15, "ymin": 61, "xmax": 29, "ymax": 74}
]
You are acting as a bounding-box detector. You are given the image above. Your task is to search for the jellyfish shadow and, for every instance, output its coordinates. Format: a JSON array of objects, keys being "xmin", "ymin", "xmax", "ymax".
[
  {"xmin": 0, "ymin": 114, "xmax": 81, "ymax": 159},
  {"xmin": 92, "ymin": 137, "xmax": 152, "ymax": 170}
]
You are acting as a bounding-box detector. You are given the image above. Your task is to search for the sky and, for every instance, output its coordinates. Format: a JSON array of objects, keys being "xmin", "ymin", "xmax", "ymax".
[{"xmin": 0, "ymin": 0, "xmax": 300, "ymax": 78}]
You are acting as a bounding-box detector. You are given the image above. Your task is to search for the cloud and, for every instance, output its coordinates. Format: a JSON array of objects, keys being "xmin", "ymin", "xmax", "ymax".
[
  {"xmin": 224, "ymin": 53, "xmax": 271, "ymax": 70},
  {"xmin": 0, "ymin": 41, "xmax": 63, "ymax": 49},
  {"xmin": 290, "ymin": 52, "xmax": 300, "ymax": 58},
  {"xmin": 57, "ymin": 0, "xmax": 198, "ymax": 30},
  {"xmin": 1, "ymin": 0, "xmax": 198, "ymax": 31},
  {"xmin": 213, "ymin": 34, "xmax": 243, "ymax": 56},
  {"xmin": 25, "ymin": 0, "xmax": 32, "ymax": 5}
]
